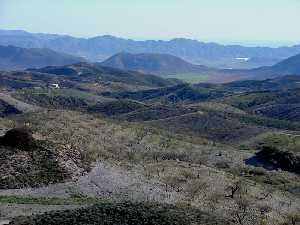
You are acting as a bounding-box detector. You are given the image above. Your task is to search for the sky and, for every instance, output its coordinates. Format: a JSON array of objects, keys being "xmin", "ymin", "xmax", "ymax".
[{"xmin": 1, "ymin": 0, "xmax": 300, "ymax": 46}]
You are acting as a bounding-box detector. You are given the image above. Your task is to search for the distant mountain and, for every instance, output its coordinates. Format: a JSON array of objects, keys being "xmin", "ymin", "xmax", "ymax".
[
  {"xmin": 0, "ymin": 45, "xmax": 84, "ymax": 70},
  {"xmin": 241, "ymin": 53, "xmax": 300, "ymax": 79},
  {"xmin": 269, "ymin": 53, "xmax": 300, "ymax": 75},
  {"xmin": 101, "ymin": 52, "xmax": 209, "ymax": 75},
  {"xmin": 215, "ymin": 53, "xmax": 300, "ymax": 82},
  {"xmin": 1, "ymin": 29, "xmax": 300, "ymax": 69}
]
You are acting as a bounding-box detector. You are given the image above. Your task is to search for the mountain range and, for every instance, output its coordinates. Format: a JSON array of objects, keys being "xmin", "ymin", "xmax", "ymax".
[
  {"xmin": 1, "ymin": 29, "xmax": 300, "ymax": 69},
  {"xmin": 0, "ymin": 45, "xmax": 84, "ymax": 70},
  {"xmin": 101, "ymin": 51, "xmax": 300, "ymax": 83},
  {"xmin": 1, "ymin": 42, "xmax": 300, "ymax": 84}
]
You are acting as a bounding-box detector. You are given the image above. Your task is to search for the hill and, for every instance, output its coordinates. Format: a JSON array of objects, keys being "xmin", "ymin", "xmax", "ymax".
[
  {"xmin": 101, "ymin": 52, "xmax": 209, "ymax": 76},
  {"xmin": 210, "ymin": 53, "xmax": 300, "ymax": 82},
  {"xmin": 1, "ymin": 29, "xmax": 300, "ymax": 69},
  {"xmin": 241, "ymin": 53, "xmax": 300, "ymax": 79},
  {"xmin": 223, "ymin": 75, "xmax": 300, "ymax": 91},
  {"xmin": 268, "ymin": 53, "xmax": 300, "ymax": 75},
  {"xmin": 0, "ymin": 45, "xmax": 84, "ymax": 70},
  {"xmin": 28, "ymin": 63, "xmax": 181, "ymax": 88},
  {"xmin": 221, "ymin": 88, "xmax": 300, "ymax": 122},
  {"xmin": 0, "ymin": 62, "xmax": 181, "ymax": 94}
]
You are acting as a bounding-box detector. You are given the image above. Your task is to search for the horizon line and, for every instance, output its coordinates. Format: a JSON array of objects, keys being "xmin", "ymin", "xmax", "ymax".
[{"xmin": 1, "ymin": 28, "xmax": 299, "ymax": 48}]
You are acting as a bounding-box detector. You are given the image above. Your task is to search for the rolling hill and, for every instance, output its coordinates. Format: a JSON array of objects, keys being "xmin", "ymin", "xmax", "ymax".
[
  {"xmin": 0, "ymin": 62, "xmax": 182, "ymax": 97},
  {"xmin": 0, "ymin": 45, "xmax": 84, "ymax": 70},
  {"xmin": 28, "ymin": 62, "xmax": 182, "ymax": 88}
]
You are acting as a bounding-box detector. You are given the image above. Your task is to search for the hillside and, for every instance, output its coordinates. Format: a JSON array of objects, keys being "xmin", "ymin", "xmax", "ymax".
[
  {"xmin": 0, "ymin": 127, "xmax": 89, "ymax": 189},
  {"xmin": 223, "ymin": 75, "xmax": 300, "ymax": 91},
  {"xmin": 269, "ymin": 53, "xmax": 300, "ymax": 75},
  {"xmin": 0, "ymin": 45, "xmax": 84, "ymax": 70},
  {"xmin": 101, "ymin": 52, "xmax": 209, "ymax": 76},
  {"xmin": 0, "ymin": 73, "xmax": 299, "ymax": 224},
  {"xmin": 28, "ymin": 63, "xmax": 181, "ymax": 89},
  {"xmin": 0, "ymin": 62, "xmax": 181, "ymax": 95},
  {"xmin": 0, "ymin": 92, "xmax": 39, "ymax": 116},
  {"xmin": 103, "ymin": 83, "xmax": 227, "ymax": 103},
  {"xmin": 221, "ymin": 88, "xmax": 300, "ymax": 122},
  {"xmin": 1, "ymin": 29, "xmax": 300, "ymax": 69},
  {"xmin": 0, "ymin": 106, "xmax": 298, "ymax": 224}
]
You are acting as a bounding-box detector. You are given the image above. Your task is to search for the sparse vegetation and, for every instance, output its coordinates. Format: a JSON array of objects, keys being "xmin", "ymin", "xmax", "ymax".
[
  {"xmin": 0, "ymin": 71, "xmax": 299, "ymax": 224},
  {"xmin": 10, "ymin": 201, "xmax": 229, "ymax": 225},
  {"xmin": 0, "ymin": 195, "xmax": 101, "ymax": 205}
]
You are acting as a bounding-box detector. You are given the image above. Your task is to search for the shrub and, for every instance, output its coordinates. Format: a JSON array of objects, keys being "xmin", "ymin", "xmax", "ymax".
[
  {"xmin": 10, "ymin": 201, "xmax": 229, "ymax": 225},
  {"xmin": 215, "ymin": 161, "xmax": 230, "ymax": 169},
  {"xmin": 256, "ymin": 146, "xmax": 300, "ymax": 174},
  {"xmin": 240, "ymin": 167, "xmax": 266, "ymax": 177},
  {"xmin": 0, "ymin": 127, "xmax": 35, "ymax": 151}
]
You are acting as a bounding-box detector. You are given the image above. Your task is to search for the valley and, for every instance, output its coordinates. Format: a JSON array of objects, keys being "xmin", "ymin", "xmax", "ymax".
[{"xmin": 0, "ymin": 59, "xmax": 299, "ymax": 224}]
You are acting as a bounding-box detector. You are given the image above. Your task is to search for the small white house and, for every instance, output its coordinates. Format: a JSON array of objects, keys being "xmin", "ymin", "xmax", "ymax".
[{"xmin": 50, "ymin": 83, "xmax": 60, "ymax": 89}]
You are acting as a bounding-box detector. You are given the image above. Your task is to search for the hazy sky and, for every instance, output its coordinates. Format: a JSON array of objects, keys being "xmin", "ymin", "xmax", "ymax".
[{"xmin": 1, "ymin": 0, "xmax": 300, "ymax": 46}]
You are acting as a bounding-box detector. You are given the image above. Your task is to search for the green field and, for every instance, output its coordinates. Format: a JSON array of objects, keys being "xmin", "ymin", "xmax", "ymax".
[{"xmin": 165, "ymin": 73, "xmax": 209, "ymax": 83}]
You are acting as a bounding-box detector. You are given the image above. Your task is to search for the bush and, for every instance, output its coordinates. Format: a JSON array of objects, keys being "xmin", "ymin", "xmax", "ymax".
[
  {"xmin": 10, "ymin": 201, "xmax": 229, "ymax": 225},
  {"xmin": 215, "ymin": 161, "xmax": 230, "ymax": 169},
  {"xmin": 0, "ymin": 127, "xmax": 35, "ymax": 151},
  {"xmin": 240, "ymin": 167, "xmax": 266, "ymax": 177},
  {"xmin": 256, "ymin": 146, "xmax": 300, "ymax": 174}
]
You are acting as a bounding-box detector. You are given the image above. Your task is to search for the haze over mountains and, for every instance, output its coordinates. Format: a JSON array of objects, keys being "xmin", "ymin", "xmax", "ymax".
[
  {"xmin": 0, "ymin": 45, "xmax": 84, "ymax": 70},
  {"xmin": 1, "ymin": 29, "xmax": 300, "ymax": 69}
]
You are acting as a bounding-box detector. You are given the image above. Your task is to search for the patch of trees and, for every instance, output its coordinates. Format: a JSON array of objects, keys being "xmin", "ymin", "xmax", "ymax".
[{"xmin": 256, "ymin": 146, "xmax": 300, "ymax": 174}]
